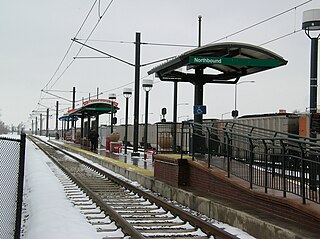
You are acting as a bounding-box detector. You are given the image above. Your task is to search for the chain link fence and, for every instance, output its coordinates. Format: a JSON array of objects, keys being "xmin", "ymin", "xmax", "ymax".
[{"xmin": 0, "ymin": 134, "xmax": 26, "ymax": 239}]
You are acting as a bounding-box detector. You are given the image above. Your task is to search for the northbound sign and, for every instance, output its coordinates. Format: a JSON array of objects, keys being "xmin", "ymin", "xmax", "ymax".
[{"xmin": 189, "ymin": 56, "xmax": 280, "ymax": 67}]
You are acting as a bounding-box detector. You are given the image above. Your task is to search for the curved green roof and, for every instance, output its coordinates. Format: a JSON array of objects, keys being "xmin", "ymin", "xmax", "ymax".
[
  {"xmin": 60, "ymin": 99, "xmax": 119, "ymax": 120},
  {"xmin": 148, "ymin": 42, "xmax": 288, "ymax": 84}
]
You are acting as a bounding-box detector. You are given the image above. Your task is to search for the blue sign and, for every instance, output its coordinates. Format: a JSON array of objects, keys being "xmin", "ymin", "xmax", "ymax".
[{"xmin": 193, "ymin": 105, "xmax": 206, "ymax": 115}]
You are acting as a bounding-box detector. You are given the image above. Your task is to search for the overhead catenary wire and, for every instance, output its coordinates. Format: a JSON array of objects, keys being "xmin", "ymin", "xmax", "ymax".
[
  {"xmin": 73, "ymin": 38, "xmax": 177, "ymax": 67},
  {"xmin": 259, "ymin": 29, "xmax": 303, "ymax": 46},
  {"xmin": 34, "ymin": 0, "xmax": 101, "ymax": 115},
  {"xmin": 50, "ymin": 0, "xmax": 115, "ymax": 90},
  {"xmin": 209, "ymin": 0, "xmax": 312, "ymax": 43},
  {"xmin": 41, "ymin": 90, "xmax": 72, "ymax": 103},
  {"xmin": 42, "ymin": 0, "xmax": 99, "ymax": 92},
  {"xmin": 40, "ymin": 0, "xmax": 115, "ymax": 94},
  {"xmin": 76, "ymin": 39, "xmax": 197, "ymax": 48},
  {"xmin": 33, "ymin": 0, "xmax": 116, "ymax": 115},
  {"xmin": 31, "ymin": 0, "xmax": 312, "ymax": 124}
]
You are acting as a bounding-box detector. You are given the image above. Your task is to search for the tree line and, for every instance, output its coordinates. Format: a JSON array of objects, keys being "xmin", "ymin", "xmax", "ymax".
[{"xmin": 0, "ymin": 121, "xmax": 9, "ymax": 134}]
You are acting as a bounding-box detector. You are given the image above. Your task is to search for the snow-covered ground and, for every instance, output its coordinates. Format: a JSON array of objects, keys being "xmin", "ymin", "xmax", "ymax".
[
  {"xmin": 12, "ymin": 135, "xmax": 255, "ymax": 239},
  {"xmin": 20, "ymin": 136, "xmax": 102, "ymax": 239}
]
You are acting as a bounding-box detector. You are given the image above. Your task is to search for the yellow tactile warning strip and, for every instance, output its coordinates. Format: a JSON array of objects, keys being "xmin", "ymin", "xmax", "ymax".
[{"xmin": 62, "ymin": 143, "xmax": 154, "ymax": 177}]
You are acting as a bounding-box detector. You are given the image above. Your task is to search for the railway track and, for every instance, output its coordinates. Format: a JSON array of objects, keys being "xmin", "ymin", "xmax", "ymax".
[{"xmin": 28, "ymin": 136, "xmax": 239, "ymax": 239}]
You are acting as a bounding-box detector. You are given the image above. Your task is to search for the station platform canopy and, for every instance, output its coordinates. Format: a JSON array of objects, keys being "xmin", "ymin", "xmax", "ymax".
[
  {"xmin": 148, "ymin": 42, "xmax": 288, "ymax": 83},
  {"xmin": 59, "ymin": 98, "xmax": 119, "ymax": 121},
  {"xmin": 59, "ymin": 116, "xmax": 78, "ymax": 121}
]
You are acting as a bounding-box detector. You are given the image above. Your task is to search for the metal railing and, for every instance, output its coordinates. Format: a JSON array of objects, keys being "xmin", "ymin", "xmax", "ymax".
[
  {"xmin": 0, "ymin": 133, "xmax": 26, "ymax": 239},
  {"xmin": 176, "ymin": 121, "xmax": 320, "ymax": 204}
]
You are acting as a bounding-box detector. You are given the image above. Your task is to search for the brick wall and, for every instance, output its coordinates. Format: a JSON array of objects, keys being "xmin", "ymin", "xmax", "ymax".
[
  {"xmin": 153, "ymin": 155, "xmax": 188, "ymax": 187},
  {"xmin": 154, "ymin": 154, "xmax": 251, "ymax": 201},
  {"xmin": 153, "ymin": 155, "xmax": 320, "ymax": 228},
  {"xmin": 187, "ymin": 160, "xmax": 246, "ymax": 200}
]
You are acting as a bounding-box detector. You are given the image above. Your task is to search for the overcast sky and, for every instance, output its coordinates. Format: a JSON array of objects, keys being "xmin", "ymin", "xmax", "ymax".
[{"xmin": 1, "ymin": 0, "xmax": 319, "ymax": 129}]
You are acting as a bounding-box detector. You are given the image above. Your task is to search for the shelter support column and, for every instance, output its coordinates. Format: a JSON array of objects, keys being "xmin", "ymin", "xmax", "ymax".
[
  {"xmin": 80, "ymin": 117, "xmax": 84, "ymax": 138},
  {"xmin": 95, "ymin": 114, "xmax": 99, "ymax": 138},
  {"xmin": 193, "ymin": 67, "xmax": 206, "ymax": 153},
  {"xmin": 310, "ymin": 38, "xmax": 318, "ymax": 139},
  {"xmin": 87, "ymin": 116, "xmax": 91, "ymax": 138},
  {"xmin": 173, "ymin": 82, "xmax": 178, "ymax": 153}
]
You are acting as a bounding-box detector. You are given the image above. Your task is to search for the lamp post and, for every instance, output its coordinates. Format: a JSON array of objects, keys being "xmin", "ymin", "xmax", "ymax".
[
  {"xmin": 302, "ymin": 9, "xmax": 320, "ymax": 139},
  {"xmin": 233, "ymin": 80, "xmax": 255, "ymax": 118},
  {"xmin": 142, "ymin": 79, "xmax": 153, "ymax": 151},
  {"xmin": 123, "ymin": 88, "xmax": 132, "ymax": 155},
  {"xmin": 109, "ymin": 93, "xmax": 116, "ymax": 134}
]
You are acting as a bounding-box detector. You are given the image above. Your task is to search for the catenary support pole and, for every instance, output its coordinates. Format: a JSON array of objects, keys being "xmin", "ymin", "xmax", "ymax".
[
  {"xmin": 173, "ymin": 82, "xmax": 178, "ymax": 153},
  {"xmin": 133, "ymin": 32, "xmax": 141, "ymax": 156},
  {"xmin": 46, "ymin": 108, "xmax": 49, "ymax": 137}
]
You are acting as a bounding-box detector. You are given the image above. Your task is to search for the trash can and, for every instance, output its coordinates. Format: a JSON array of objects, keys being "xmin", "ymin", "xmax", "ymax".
[
  {"xmin": 106, "ymin": 136, "xmax": 111, "ymax": 151},
  {"xmin": 111, "ymin": 142, "xmax": 122, "ymax": 153}
]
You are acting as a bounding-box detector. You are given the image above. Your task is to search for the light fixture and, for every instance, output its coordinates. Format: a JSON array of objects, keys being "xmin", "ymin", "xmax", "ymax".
[
  {"xmin": 123, "ymin": 88, "xmax": 133, "ymax": 98},
  {"xmin": 302, "ymin": 9, "xmax": 320, "ymax": 33},
  {"xmin": 108, "ymin": 93, "xmax": 116, "ymax": 100},
  {"xmin": 142, "ymin": 79, "xmax": 153, "ymax": 92}
]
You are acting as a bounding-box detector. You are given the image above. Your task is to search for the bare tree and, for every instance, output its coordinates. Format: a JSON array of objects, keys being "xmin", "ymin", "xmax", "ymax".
[
  {"xmin": 0, "ymin": 109, "xmax": 9, "ymax": 134},
  {"xmin": 0, "ymin": 121, "xmax": 9, "ymax": 134}
]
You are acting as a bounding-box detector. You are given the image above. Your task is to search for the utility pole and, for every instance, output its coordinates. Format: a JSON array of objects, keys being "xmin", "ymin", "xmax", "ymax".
[
  {"xmin": 56, "ymin": 101, "xmax": 59, "ymax": 139},
  {"xmin": 133, "ymin": 32, "xmax": 141, "ymax": 156},
  {"xmin": 40, "ymin": 114, "xmax": 43, "ymax": 136},
  {"xmin": 46, "ymin": 108, "xmax": 49, "ymax": 137}
]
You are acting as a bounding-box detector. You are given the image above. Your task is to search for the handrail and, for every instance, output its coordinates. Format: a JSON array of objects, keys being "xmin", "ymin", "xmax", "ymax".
[
  {"xmin": 180, "ymin": 121, "xmax": 320, "ymax": 205},
  {"xmin": 190, "ymin": 121, "xmax": 320, "ymax": 149},
  {"xmin": 221, "ymin": 119, "xmax": 315, "ymax": 141}
]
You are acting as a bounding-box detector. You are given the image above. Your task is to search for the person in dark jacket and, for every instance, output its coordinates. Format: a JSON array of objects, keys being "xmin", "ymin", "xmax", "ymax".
[{"xmin": 89, "ymin": 128, "xmax": 99, "ymax": 151}]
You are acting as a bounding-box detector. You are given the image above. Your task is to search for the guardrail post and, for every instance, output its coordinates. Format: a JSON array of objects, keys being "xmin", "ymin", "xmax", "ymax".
[
  {"xmin": 226, "ymin": 133, "xmax": 231, "ymax": 178},
  {"xmin": 191, "ymin": 124, "xmax": 195, "ymax": 161},
  {"xmin": 298, "ymin": 142, "xmax": 306, "ymax": 204},
  {"xmin": 271, "ymin": 140, "xmax": 276, "ymax": 178},
  {"xmin": 309, "ymin": 149, "xmax": 318, "ymax": 193},
  {"xmin": 207, "ymin": 127, "xmax": 211, "ymax": 168},
  {"xmin": 249, "ymin": 138, "xmax": 254, "ymax": 189},
  {"xmin": 15, "ymin": 133, "xmax": 26, "ymax": 239},
  {"xmin": 180, "ymin": 122, "xmax": 185, "ymax": 160},
  {"xmin": 280, "ymin": 139, "xmax": 287, "ymax": 198},
  {"xmin": 262, "ymin": 139, "xmax": 268, "ymax": 193}
]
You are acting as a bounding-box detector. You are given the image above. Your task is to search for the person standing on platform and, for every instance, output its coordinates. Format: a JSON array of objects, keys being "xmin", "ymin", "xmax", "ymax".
[{"xmin": 89, "ymin": 128, "xmax": 99, "ymax": 151}]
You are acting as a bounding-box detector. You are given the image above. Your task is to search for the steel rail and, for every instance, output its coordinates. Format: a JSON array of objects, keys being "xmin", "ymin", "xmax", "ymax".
[
  {"xmin": 29, "ymin": 135, "xmax": 238, "ymax": 239},
  {"xmin": 28, "ymin": 136, "xmax": 144, "ymax": 239}
]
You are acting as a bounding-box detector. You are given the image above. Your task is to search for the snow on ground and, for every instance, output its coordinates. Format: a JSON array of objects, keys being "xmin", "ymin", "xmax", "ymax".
[
  {"xmin": 21, "ymin": 137, "xmax": 101, "ymax": 239},
  {"xmin": 17, "ymin": 135, "xmax": 255, "ymax": 239}
]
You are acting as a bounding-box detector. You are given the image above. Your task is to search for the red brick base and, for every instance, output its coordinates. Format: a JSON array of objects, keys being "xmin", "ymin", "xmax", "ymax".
[{"xmin": 153, "ymin": 154, "xmax": 320, "ymax": 228}]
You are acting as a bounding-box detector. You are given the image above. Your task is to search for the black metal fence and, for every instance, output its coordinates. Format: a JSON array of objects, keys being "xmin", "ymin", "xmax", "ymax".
[
  {"xmin": 0, "ymin": 134, "xmax": 26, "ymax": 239},
  {"xmin": 156, "ymin": 121, "xmax": 320, "ymax": 204},
  {"xmin": 156, "ymin": 122, "xmax": 190, "ymax": 153}
]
